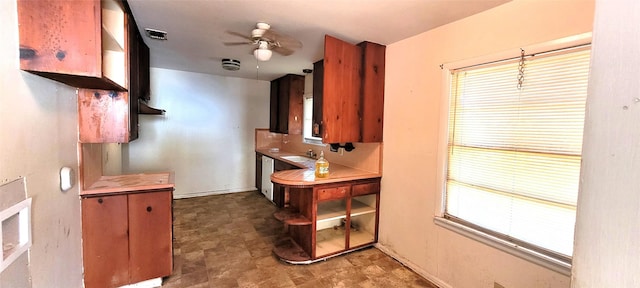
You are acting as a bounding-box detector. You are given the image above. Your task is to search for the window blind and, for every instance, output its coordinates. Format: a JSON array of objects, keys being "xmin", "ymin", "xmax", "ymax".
[{"xmin": 446, "ymin": 47, "xmax": 590, "ymax": 259}]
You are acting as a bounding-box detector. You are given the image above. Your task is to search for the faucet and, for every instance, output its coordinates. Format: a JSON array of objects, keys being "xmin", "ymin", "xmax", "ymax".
[{"xmin": 306, "ymin": 149, "xmax": 317, "ymax": 158}]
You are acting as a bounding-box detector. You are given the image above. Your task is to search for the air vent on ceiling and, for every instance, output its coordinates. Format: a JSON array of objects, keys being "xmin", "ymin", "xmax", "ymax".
[
  {"xmin": 221, "ymin": 59, "xmax": 240, "ymax": 71},
  {"xmin": 145, "ymin": 28, "xmax": 168, "ymax": 40}
]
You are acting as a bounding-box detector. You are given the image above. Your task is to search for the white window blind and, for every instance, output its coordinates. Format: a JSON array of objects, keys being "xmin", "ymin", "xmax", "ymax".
[{"xmin": 446, "ymin": 47, "xmax": 591, "ymax": 260}]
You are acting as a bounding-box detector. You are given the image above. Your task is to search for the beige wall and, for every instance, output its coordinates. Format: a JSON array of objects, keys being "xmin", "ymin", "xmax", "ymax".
[
  {"xmin": 0, "ymin": 0, "xmax": 83, "ymax": 287},
  {"xmin": 572, "ymin": 0, "xmax": 640, "ymax": 286},
  {"xmin": 379, "ymin": 0, "xmax": 594, "ymax": 287}
]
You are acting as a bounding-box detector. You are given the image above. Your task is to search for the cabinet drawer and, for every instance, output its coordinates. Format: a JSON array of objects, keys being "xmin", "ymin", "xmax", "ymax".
[
  {"xmin": 352, "ymin": 181, "xmax": 380, "ymax": 196},
  {"xmin": 317, "ymin": 186, "xmax": 349, "ymax": 201}
]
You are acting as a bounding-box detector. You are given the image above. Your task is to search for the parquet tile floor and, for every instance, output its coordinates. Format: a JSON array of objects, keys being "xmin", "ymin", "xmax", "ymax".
[{"xmin": 161, "ymin": 191, "xmax": 438, "ymax": 288}]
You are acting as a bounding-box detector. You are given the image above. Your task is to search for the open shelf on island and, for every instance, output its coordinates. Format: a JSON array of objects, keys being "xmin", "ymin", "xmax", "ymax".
[
  {"xmin": 273, "ymin": 208, "xmax": 312, "ymax": 226},
  {"xmin": 273, "ymin": 237, "xmax": 311, "ymax": 263}
]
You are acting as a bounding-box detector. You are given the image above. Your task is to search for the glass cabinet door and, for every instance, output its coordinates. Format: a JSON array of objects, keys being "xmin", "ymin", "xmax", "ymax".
[
  {"xmin": 315, "ymin": 198, "xmax": 347, "ymax": 257},
  {"xmin": 348, "ymin": 194, "xmax": 377, "ymax": 248}
]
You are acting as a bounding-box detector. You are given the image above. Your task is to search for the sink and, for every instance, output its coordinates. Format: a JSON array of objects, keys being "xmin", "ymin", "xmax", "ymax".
[{"xmin": 281, "ymin": 155, "xmax": 314, "ymax": 163}]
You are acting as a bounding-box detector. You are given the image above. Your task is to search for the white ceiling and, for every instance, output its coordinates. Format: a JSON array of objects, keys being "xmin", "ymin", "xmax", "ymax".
[{"xmin": 127, "ymin": 0, "xmax": 511, "ymax": 81}]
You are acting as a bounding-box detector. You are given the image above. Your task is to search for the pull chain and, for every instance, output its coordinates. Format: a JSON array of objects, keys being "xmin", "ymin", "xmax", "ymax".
[{"xmin": 517, "ymin": 48, "xmax": 525, "ymax": 90}]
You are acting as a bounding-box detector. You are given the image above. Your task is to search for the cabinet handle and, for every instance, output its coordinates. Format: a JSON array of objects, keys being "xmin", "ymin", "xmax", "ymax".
[
  {"xmin": 146, "ymin": 206, "xmax": 153, "ymax": 212},
  {"xmin": 97, "ymin": 198, "xmax": 103, "ymax": 204}
]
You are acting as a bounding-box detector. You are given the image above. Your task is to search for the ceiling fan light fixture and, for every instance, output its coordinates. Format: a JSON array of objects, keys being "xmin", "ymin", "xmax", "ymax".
[{"xmin": 253, "ymin": 48, "xmax": 272, "ymax": 61}]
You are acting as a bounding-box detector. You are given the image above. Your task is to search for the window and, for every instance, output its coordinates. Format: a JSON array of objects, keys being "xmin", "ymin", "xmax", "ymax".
[
  {"xmin": 303, "ymin": 96, "xmax": 322, "ymax": 144},
  {"xmin": 444, "ymin": 46, "xmax": 591, "ymax": 262}
]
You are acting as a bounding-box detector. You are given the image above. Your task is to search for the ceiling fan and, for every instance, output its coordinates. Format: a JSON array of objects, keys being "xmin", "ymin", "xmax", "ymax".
[{"xmin": 224, "ymin": 22, "xmax": 302, "ymax": 61}]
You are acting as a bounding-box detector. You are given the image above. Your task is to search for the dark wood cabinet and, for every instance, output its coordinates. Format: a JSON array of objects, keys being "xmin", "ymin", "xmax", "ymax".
[
  {"xmin": 273, "ymin": 178, "xmax": 380, "ymax": 263},
  {"xmin": 273, "ymin": 159, "xmax": 301, "ymax": 207},
  {"xmin": 255, "ymin": 153, "xmax": 262, "ymax": 193},
  {"xmin": 81, "ymin": 190, "xmax": 173, "ymax": 288},
  {"xmin": 270, "ymin": 74, "xmax": 305, "ymax": 134},
  {"xmin": 17, "ymin": 0, "xmax": 128, "ymax": 91},
  {"xmin": 126, "ymin": 11, "xmax": 150, "ymax": 141},
  {"xmin": 358, "ymin": 41, "xmax": 386, "ymax": 143},
  {"xmin": 313, "ymin": 35, "xmax": 386, "ymax": 144}
]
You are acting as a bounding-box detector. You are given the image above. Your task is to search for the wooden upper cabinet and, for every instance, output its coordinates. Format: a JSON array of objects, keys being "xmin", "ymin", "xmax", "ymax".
[
  {"xmin": 322, "ymin": 35, "xmax": 362, "ymax": 144},
  {"xmin": 270, "ymin": 74, "xmax": 304, "ymax": 135},
  {"xmin": 17, "ymin": 0, "xmax": 128, "ymax": 91},
  {"xmin": 315, "ymin": 36, "xmax": 385, "ymax": 144},
  {"xmin": 358, "ymin": 41, "xmax": 386, "ymax": 143},
  {"xmin": 78, "ymin": 89, "xmax": 131, "ymax": 143}
]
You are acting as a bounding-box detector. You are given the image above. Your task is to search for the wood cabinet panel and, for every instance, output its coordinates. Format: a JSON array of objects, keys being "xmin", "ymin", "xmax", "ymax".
[
  {"xmin": 255, "ymin": 153, "xmax": 262, "ymax": 193},
  {"xmin": 317, "ymin": 186, "xmax": 349, "ymax": 201},
  {"xmin": 81, "ymin": 195, "xmax": 129, "ymax": 288},
  {"xmin": 78, "ymin": 89, "xmax": 130, "ymax": 143},
  {"xmin": 82, "ymin": 190, "xmax": 173, "ymax": 287},
  {"xmin": 352, "ymin": 181, "xmax": 380, "ymax": 197},
  {"xmin": 270, "ymin": 74, "xmax": 304, "ymax": 134},
  {"xmin": 322, "ymin": 35, "xmax": 362, "ymax": 143},
  {"xmin": 128, "ymin": 191, "xmax": 173, "ymax": 283},
  {"xmin": 358, "ymin": 42, "xmax": 386, "ymax": 143},
  {"xmin": 17, "ymin": 0, "xmax": 127, "ymax": 91}
]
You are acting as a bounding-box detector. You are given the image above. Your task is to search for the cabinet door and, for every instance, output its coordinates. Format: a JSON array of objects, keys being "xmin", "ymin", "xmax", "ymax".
[
  {"xmin": 256, "ymin": 153, "xmax": 262, "ymax": 193},
  {"xmin": 312, "ymin": 60, "xmax": 324, "ymax": 138},
  {"xmin": 287, "ymin": 75, "xmax": 305, "ymax": 135},
  {"xmin": 269, "ymin": 81, "xmax": 280, "ymax": 133},
  {"xmin": 82, "ymin": 195, "xmax": 129, "ymax": 288},
  {"xmin": 78, "ymin": 89, "xmax": 130, "ymax": 143},
  {"xmin": 17, "ymin": 0, "xmax": 127, "ymax": 91},
  {"xmin": 322, "ymin": 35, "xmax": 362, "ymax": 143},
  {"xmin": 314, "ymin": 185, "xmax": 350, "ymax": 257},
  {"xmin": 128, "ymin": 191, "xmax": 173, "ymax": 283},
  {"xmin": 358, "ymin": 42, "xmax": 386, "ymax": 143},
  {"xmin": 270, "ymin": 74, "xmax": 304, "ymax": 134}
]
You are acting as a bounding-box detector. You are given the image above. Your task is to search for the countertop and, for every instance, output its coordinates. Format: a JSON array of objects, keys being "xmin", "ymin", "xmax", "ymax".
[
  {"xmin": 80, "ymin": 172, "xmax": 175, "ymax": 197},
  {"xmin": 256, "ymin": 148, "xmax": 381, "ymax": 187}
]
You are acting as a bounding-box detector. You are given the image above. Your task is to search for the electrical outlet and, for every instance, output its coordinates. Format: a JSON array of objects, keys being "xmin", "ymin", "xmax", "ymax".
[{"xmin": 494, "ymin": 282, "xmax": 506, "ymax": 288}]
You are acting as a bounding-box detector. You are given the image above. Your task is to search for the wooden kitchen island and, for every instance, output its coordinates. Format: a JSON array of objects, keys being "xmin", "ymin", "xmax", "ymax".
[
  {"xmin": 80, "ymin": 172, "xmax": 175, "ymax": 288},
  {"xmin": 260, "ymin": 149, "xmax": 381, "ymax": 264}
]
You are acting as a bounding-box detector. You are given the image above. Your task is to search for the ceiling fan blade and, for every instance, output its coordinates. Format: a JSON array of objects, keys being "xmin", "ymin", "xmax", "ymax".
[
  {"xmin": 272, "ymin": 46, "xmax": 295, "ymax": 56},
  {"xmin": 263, "ymin": 29, "xmax": 302, "ymax": 49},
  {"xmin": 223, "ymin": 42, "xmax": 252, "ymax": 46},
  {"xmin": 226, "ymin": 30, "xmax": 252, "ymax": 40}
]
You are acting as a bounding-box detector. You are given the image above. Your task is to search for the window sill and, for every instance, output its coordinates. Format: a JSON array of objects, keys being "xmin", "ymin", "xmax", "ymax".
[
  {"xmin": 303, "ymin": 138, "xmax": 325, "ymax": 146},
  {"xmin": 433, "ymin": 217, "xmax": 571, "ymax": 276}
]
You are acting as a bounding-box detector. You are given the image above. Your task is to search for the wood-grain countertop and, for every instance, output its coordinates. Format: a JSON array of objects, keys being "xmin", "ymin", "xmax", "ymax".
[
  {"xmin": 256, "ymin": 148, "xmax": 381, "ymax": 188},
  {"xmin": 80, "ymin": 172, "xmax": 175, "ymax": 197}
]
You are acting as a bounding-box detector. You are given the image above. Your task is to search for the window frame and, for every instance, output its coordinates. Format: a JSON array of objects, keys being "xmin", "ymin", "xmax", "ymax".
[
  {"xmin": 434, "ymin": 33, "xmax": 592, "ymax": 276},
  {"xmin": 302, "ymin": 95, "xmax": 324, "ymax": 145}
]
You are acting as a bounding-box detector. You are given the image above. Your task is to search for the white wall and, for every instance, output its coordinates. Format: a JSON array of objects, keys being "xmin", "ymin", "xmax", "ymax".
[
  {"xmin": 123, "ymin": 68, "xmax": 270, "ymax": 198},
  {"xmin": 379, "ymin": 0, "xmax": 594, "ymax": 287},
  {"xmin": 0, "ymin": 1, "xmax": 83, "ymax": 287},
  {"xmin": 572, "ymin": 0, "xmax": 640, "ymax": 286}
]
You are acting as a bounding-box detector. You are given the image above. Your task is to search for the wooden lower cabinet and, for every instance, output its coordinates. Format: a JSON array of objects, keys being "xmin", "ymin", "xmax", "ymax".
[
  {"xmin": 81, "ymin": 190, "xmax": 173, "ymax": 288},
  {"xmin": 273, "ymin": 178, "xmax": 380, "ymax": 263}
]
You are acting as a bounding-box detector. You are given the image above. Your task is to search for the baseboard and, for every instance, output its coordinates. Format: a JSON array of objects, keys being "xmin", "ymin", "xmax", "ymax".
[
  {"xmin": 374, "ymin": 243, "xmax": 452, "ymax": 288},
  {"xmin": 118, "ymin": 278, "xmax": 162, "ymax": 288},
  {"xmin": 173, "ymin": 187, "xmax": 258, "ymax": 199}
]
